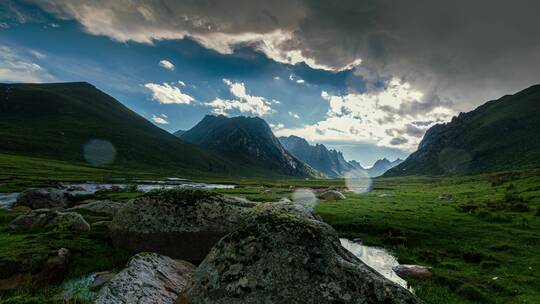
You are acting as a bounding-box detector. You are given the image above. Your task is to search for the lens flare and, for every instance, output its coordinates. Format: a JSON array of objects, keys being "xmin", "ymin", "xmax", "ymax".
[
  {"xmin": 292, "ymin": 188, "xmax": 318, "ymax": 209},
  {"xmin": 345, "ymin": 169, "xmax": 372, "ymax": 194},
  {"xmin": 438, "ymin": 148, "xmax": 472, "ymax": 174},
  {"xmin": 83, "ymin": 139, "xmax": 116, "ymax": 166}
]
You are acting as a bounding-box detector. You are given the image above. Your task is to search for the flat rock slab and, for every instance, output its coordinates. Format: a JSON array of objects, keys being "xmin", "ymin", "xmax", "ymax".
[{"xmin": 96, "ymin": 253, "xmax": 195, "ymax": 304}]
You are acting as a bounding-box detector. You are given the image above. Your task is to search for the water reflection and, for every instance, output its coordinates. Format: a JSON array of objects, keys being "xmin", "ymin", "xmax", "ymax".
[
  {"xmin": 0, "ymin": 193, "xmax": 19, "ymax": 209},
  {"xmin": 340, "ymin": 238, "xmax": 411, "ymax": 290}
]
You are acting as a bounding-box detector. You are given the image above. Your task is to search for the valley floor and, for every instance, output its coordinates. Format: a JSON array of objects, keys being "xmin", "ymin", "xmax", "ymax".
[{"xmin": 0, "ymin": 153, "xmax": 539, "ymax": 303}]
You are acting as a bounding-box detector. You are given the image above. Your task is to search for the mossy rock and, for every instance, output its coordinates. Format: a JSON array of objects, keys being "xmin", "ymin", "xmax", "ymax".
[{"xmin": 184, "ymin": 209, "xmax": 419, "ymax": 304}]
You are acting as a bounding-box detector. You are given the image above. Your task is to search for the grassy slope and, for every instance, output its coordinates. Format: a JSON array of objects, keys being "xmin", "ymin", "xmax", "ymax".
[
  {"xmin": 0, "ymin": 82, "xmax": 231, "ymax": 175},
  {"xmin": 317, "ymin": 172, "xmax": 540, "ymax": 303},
  {"xmin": 387, "ymin": 85, "xmax": 540, "ymax": 176}
]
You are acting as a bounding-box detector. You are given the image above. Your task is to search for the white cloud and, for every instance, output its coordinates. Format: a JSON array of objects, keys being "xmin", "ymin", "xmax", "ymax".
[
  {"xmin": 296, "ymin": 79, "xmax": 305, "ymax": 84},
  {"xmin": 273, "ymin": 76, "xmax": 280, "ymax": 80},
  {"xmin": 269, "ymin": 122, "xmax": 285, "ymax": 130},
  {"xmin": 206, "ymin": 79, "xmax": 275, "ymax": 116},
  {"xmin": 31, "ymin": 2, "xmax": 363, "ymax": 71},
  {"xmin": 178, "ymin": 80, "xmax": 186, "ymax": 86},
  {"xmin": 151, "ymin": 114, "xmax": 169, "ymax": 124},
  {"xmin": 288, "ymin": 111, "xmax": 300, "ymax": 119},
  {"xmin": 0, "ymin": 22, "xmax": 9, "ymax": 29},
  {"xmin": 0, "ymin": 45, "xmax": 54, "ymax": 82},
  {"xmin": 144, "ymin": 82, "xmax": 194, "ymax": 104},
  {"xmin": 30, "ymin": 50, "xmax": 47, "ymax": 59},
  {"xmin": 159, "ymin": 59, "xmax": 175, "ymax": 70},
  {"xmin": 275, "ymin": 78, "xmax": 455, "ymax": 151}
]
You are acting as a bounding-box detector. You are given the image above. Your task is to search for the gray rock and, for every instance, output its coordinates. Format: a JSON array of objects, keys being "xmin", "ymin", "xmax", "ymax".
[
  {"xmin": 15, "ymin": 188, "xmax": 68, "ymax": 209},
  {"xmin": 318, "ymin": 190, "xmax": 346, "ymax": 201},
  {"xmin": 393, "ymin": 264, "xmax": 432, "ymax": 280},
  {"xmin": 89, "ymin": 271, "xmax": 115, "ymax": 291},
  {"xmin": 68, "ymin": 200, "xmax": 123, "ymax": 216},
  {"xmin": 96, "ymin": 253, "xmax": 195, "ymax": 304},
  {"xmin": 438, "ymin": 193, "xmax": 454, "ymax": 200},
  {"xmin": 110, "ymin": 189, "xmax": 258, "ymax": 263},
  {"xmin": 184, "ymin": 210, "xmax": 419, "ymax": 304},
  {"xmin": 10, "ymin": 210, "xmax": 90, "ymax": 232}
]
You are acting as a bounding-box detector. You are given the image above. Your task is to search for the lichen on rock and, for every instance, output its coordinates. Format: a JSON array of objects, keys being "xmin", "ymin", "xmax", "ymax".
[{"xmin": 184, "ymin": 208, "xmax": 420, "ymax": 304}]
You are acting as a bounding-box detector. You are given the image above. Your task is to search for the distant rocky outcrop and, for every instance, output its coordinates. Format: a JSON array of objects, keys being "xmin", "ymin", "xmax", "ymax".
[
  {"xmin": 15, "ymin": 188, "xmax": 68, "ymax": 209},
  {"xmin": 179, "ymin": 115, "xmax": 318, "ymax": 177},
  {"xmin": 109, "ymin": 189, "xmax": 258, "ymax": 263},
  {"xmin": 96, "ymin": 253, "xmax": 195, "ymax": 304},
  {"xmin": 183, "ymin": 209, "xmax": 419, "ymax": 304}
]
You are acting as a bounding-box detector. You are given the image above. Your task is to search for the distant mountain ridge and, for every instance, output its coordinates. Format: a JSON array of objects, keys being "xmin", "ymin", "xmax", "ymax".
[
  {"xmin": 279, "ymin": 135, "xmax": 402, "ymax": 177},
  {"xmin": 279, "ymin": 135, "xmax": 360, "ymax": 177},
  {"xmin": 179, "ymin": 115, "xmax": 317, "ymax": 177},
  {"xmin": 385, "ymin": 85, "xmax": 540, "ymax": 176},
  {"xmin": 0, "ymin": 82, "xmax": 228, "ymax": 174},
  {"xmin": 368, "ymin": 158, "xmax": 403, "ymax": 178}
]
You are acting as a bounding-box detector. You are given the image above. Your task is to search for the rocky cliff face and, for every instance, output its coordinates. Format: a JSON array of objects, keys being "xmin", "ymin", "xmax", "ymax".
[
  {"xmin": 180, "ymin": 116, "xmax": 318, "ymax": 177},
  {"xmin": 279, "ymin": 135, "xmax": 364, "ymax": 177},
  {"xmin": 386, "ymin": 85, "xmax": 540, "ymax": 176}
]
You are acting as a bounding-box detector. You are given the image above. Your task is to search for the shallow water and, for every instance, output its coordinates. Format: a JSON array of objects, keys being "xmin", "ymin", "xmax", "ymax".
[
  {"xmin": 0, "ymin": 192, "xmax": 19, "ymax": 209},
  {"xmin": 340, "ymin": 238, "xmax": 410, "ymax": 290}
]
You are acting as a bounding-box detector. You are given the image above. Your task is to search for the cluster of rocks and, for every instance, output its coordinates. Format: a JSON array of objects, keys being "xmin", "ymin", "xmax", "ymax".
[{"xmin": 5, "ymin": 187, "xmax": 420, "ymax": 303}]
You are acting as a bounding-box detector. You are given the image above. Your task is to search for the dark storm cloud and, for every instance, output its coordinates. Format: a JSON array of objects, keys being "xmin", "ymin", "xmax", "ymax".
[{"xmin": 24, "ymin": 0, "xmax": 540, "ymax": 110}]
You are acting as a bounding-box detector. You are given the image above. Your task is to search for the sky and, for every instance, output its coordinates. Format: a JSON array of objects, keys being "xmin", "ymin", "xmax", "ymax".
[{"xmin": 1, "ymin": 0, "xmax": 539, "ymax": 166}]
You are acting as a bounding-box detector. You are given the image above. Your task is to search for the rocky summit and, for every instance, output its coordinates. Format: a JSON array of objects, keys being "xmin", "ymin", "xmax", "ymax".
[
  {"xmin": 182, "ymin": 208, "xmax": 419, "ymax": 304},
  {"xmin": 109, "ymin": 189, "xmax": 259, "ymax": 263}
]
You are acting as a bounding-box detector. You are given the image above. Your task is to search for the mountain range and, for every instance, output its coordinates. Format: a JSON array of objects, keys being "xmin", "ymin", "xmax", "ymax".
[
  {"xmin": 278, "ymin": 135, "xmax": 402, "ymax": 177},
  {"xmin": 3, "ymin": 82, "xmax": 539, "ymax": 179},
  {"xmin": 386, "ymin": 85, "xmax": 540, "ymax": 176}
]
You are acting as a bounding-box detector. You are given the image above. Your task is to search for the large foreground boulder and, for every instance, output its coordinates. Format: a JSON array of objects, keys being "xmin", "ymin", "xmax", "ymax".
[
  {"xmin": 182, "ymin": 210, "xmax": 419, "ymax": 304},
  {"xmin": 110, "ymin": 189, "xmax": 258, "ymax": 263},
  {"xmin": 9, "ymin": 209, "xmax": 90, "ymax": 232},
  {"xmin": 15, "ymin": 188, "xmax": 68, "ymax": 209},
  {"xmin": 96, "ymin": 253, "xmax": 195, "ymax": 304}
]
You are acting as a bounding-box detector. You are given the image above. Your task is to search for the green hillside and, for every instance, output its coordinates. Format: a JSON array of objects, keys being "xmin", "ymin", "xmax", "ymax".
[
  {"xmin": 386, "ymin": 85, "xmax": 540, "ymax": 176},
  {"xmin": 0, "ymin": 82, "xmax": 228, "ymax": 175}
]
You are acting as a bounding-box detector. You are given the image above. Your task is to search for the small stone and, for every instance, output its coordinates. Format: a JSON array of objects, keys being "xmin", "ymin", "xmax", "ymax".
[
  {"xmin": 318, "ymin": 190, "xmax": 346, "ymax": 201},
  {"xmin": 392, "ymin": 264, "xmax": 432, "ymax": 280}
]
